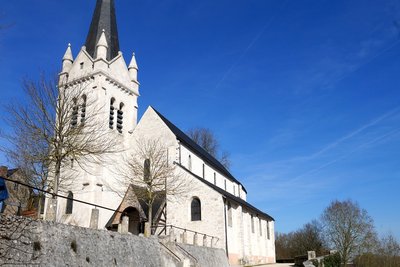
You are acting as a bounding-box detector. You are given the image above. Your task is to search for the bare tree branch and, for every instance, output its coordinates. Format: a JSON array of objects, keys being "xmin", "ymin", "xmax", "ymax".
[
  {"xmin": 186, "ymin": 127, "xmax": 231, "ymax": 170},
  {"xmin": 110, "ymin": 138, "xmax": 192, "ymax": 236},
  {"xmin": 321, "ymin": 199, "xmax": 377, "ymax": 266},
  {"xmin": 1, "ymin": 75, "xmax": 121, "ymax": 220}
]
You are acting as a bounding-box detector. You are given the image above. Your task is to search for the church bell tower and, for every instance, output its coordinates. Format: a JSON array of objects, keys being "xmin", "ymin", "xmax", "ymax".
[
  {"xmin": 59, "ymin": 0, "xmax": 140, "ymax": 132},
  {"xmin": 53, "ymin": 0, "xmax": 140, "ymax": 228}
]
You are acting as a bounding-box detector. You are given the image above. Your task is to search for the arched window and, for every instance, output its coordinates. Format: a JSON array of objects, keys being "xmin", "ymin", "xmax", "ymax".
[
  {"xmin": 117, "ymin": 102, "xmax": 124, "ymax": 133},
  {"xmin": 71, "ymin": 98, "xmax": 78, "ymax": 126},
  {"xmin": 66, "ymin": 191, "xmax": 73, "ymax": 214},
  {"xmin": 188, "ymin": 155, "xmax": 192, "ymax": 171},
  {"xmin": 109, "ymin": 98, "xmax": 115, "ymax": 129},
  {"xmin": 144, "ymin": 158, "xmax": 150, "ymax": 182},
  {"xmin": 191, "ymin": 197, "xmax": 201, "ymax": 221},
  {"xmin": 80, "ymin": 94, "xmax": 87, "ymax": 124}
]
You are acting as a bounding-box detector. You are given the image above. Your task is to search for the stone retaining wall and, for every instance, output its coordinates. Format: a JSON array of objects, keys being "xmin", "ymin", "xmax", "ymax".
[{"xmin": 0, "ymin": 214, "xmax": 229, "ymax": 267}]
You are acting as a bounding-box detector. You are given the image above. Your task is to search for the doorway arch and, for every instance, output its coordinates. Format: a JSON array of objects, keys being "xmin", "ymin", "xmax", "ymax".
[{"xmin": 121, "ymin": 207, "xmax": 142, "ymax": 235}]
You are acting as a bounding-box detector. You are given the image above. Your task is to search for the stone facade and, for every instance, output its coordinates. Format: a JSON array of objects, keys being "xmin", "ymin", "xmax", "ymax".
[{"xmin": 128, "ymin": 107, "xmax": 276, "ymax": 265}]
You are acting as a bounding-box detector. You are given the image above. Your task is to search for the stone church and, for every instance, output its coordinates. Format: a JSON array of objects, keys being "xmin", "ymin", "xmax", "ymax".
[{"xmin": 44, "ymin": 0, "xmax": 276, "ymax": 265}]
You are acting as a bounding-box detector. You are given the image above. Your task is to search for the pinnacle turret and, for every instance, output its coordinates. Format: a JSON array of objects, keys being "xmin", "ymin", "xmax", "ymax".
[
  {"xmin": 128, "ymin": 52, "xmax": 139, "ymax": 82},
  {"xmin": 63, "ymin": 43, "xmax": 73, "ymax": 62},
  {"xmin": 96, "ymin": 29, "xmax": 109, "ymax": 59},
  {"xmin": 61, "ymin": 43, "xmax": 73, "ymax": 73}
]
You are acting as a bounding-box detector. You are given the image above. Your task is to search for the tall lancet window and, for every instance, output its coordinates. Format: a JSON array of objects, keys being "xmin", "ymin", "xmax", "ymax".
[
  {"xmin": 71, "ymin": 98, "xmax": 78, "ymax": 126},
  {"xmin": 144, "ymin": 159, "xmax": 150, "ymax": 182},
  {"xmin": 191, "ymin": 197, "xmax": 201, "ymax": 221},
  {"xmin": 117, "ymin": 102, "xmax": 124, "ymax": 133},
  {"xmin": 227, "ymin": 202, "xmax": 233, "ymax": 227},
  {"xmin": 66, "ymin": 191, "xmax": 73, "ymax": 214},
  {"xmin": 188, "ymin": 155, "xmax": 192, "ymax": 171},
  {"xmin": 80, "ymin": 95, "xmax": 87, "ymax": 124},
  {"xmin": 109, "ymin": 98, "xmax": 115, "ymax": 129},
  {"xmin": 251, "ymin": 215, "xmax": 255, "ymax": 233}
]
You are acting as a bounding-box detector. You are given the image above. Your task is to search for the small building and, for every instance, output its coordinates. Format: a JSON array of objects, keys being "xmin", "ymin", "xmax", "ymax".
[{"xmin": 0, "ymin": 166, "xmax": 32, "ymax": 216}]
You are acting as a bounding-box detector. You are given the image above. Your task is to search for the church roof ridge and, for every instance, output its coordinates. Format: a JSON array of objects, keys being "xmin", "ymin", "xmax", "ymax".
[
  {"xmin": 150, "ymin": 106, "xmax": 247, "ymax": 194},
  {"xmin": 85, "ymin": 0, "xmax": 120, "ymax": 61}
]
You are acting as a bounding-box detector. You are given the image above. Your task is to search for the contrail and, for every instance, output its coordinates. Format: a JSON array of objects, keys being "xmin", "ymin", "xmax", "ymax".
[
  {"xmin": 292, "ymin": 128, "xmax": 400, "ymax": 181},
  {"xmin": 308, "ymin": 105, "xmax": 400, "ymax": 159},
  {"xmin": 215, "ymin": 0, "xmax": 290, "ymax": 89},
  {"xmin": 329, "ymin": 38, "xmax": 400, "ymax": 88}
]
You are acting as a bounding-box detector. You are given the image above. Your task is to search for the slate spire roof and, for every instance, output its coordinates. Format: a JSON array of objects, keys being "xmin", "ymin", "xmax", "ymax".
[{"xmin": 85, "ymin": 0, "xmax": 120, "ymax": 60}]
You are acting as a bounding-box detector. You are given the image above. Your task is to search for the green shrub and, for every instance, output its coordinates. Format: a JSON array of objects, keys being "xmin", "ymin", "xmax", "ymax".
[
  {"xmin": 311, "ymin": 259, "xmax": 319, "ymax": 267},
  {"xmin": 323, "ymin": 253, "xmax": 341, "ymax": 267}
]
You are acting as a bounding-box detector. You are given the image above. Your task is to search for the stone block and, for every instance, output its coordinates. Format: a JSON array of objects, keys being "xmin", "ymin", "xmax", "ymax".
[
  {"xmin": 89, "ymin": 208, "xmax": 99, "ymax": 229},
  {"xmin": 45, "ymin": 198, "xmax": 57, "ymax": 221},
  {"xmin": 182, "ymin": 231, "xmax": 187, "ymax": 244},
  {"xmin": 121, "ymin": 216, "xmax": 129, "ymax": 234}
]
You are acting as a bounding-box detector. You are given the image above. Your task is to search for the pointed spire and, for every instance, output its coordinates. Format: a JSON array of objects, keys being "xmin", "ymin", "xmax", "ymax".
[
  {"xmin": 85, "ymin": 0, "xmax": 120, "ymax": 60},
  {"xmin": 96, "ymin": 29, "xmax": 109, "ymax": 59},
  {"xmin": 128, "ymin": 52, "xmax": 138, "ymax": 70},
  {"xmin": 128, "ymin": 52, "xmax": 139, "ymax": 82},
  {"xmin": 97, "ymin": 29, "xmax": 109, "ymax": 48},
  {"xmin": 63, "ymin": 43, "xmax": 74, "ymax": 61},
  {"xmin": 62, "ymin": 43, "xmax": 74, "ymax": 73}
]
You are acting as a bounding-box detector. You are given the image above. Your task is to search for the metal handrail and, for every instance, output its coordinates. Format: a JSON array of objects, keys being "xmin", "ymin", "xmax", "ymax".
[{"xmin": 152, "ymin": 224, "xmax": 219, "ymax": 242}]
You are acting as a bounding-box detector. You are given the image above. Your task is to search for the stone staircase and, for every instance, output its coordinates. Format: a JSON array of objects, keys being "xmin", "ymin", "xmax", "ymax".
[{"xmin": 159, "ymin": 236, "xmax": 198, "ymax": 267}]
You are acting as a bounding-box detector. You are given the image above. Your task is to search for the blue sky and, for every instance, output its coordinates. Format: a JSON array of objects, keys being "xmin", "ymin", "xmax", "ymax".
[{"xmin": 1, "ymin": 0, "xmax": 400, "ymax": 239}]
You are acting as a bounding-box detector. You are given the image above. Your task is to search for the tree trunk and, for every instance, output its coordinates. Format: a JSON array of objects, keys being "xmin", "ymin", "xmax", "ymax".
[
  {"xmin": 48, "ymin": 160, "xmax": 61, "ymax": 221},
  {"xmin": 144, "ymin": 203, "xmax": 153, "ymax": 237}
]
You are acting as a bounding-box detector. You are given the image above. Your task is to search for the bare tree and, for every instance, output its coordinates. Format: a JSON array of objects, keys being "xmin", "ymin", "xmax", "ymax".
[
  {"xmin": 292, "ymin": 220, "xmax": 328, "ymax": 257},
  {"xmin": 275, "ymin": 232, "xmax": 295, "ymax": 260},
  {"xmin": 275, "ymin": 220, "xmax": 328, "ymax": 260},
  {"xmin": 115, "ymin": 138, "xmax": 191, "ymax": 236},
  {"xmin": 321, "ymin": 199, "xmax": 377, "ymax": 266},
  {"xmin": 186, "ymin": 127, "xmax": 231, "ymax": 169},
  {"xmin": 2, "ymin": 122, "xmax": 50, "ymax": 217},
  {"xmin": 1, "ymin": 76, "xmax": 119, "ymax": 220},
  {"xmin": 379, "ymin": 233, "xmax": 400, "ymax": 258},
  {"xmin": 354, "ymin": 233, "xmax": 400, "ymax": 267}
]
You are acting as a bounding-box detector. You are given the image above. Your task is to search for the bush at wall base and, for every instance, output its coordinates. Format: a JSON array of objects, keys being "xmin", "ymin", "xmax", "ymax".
[{"xmin": 323, "ymin": 253, "xmax": 341, "ymax": 267}]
